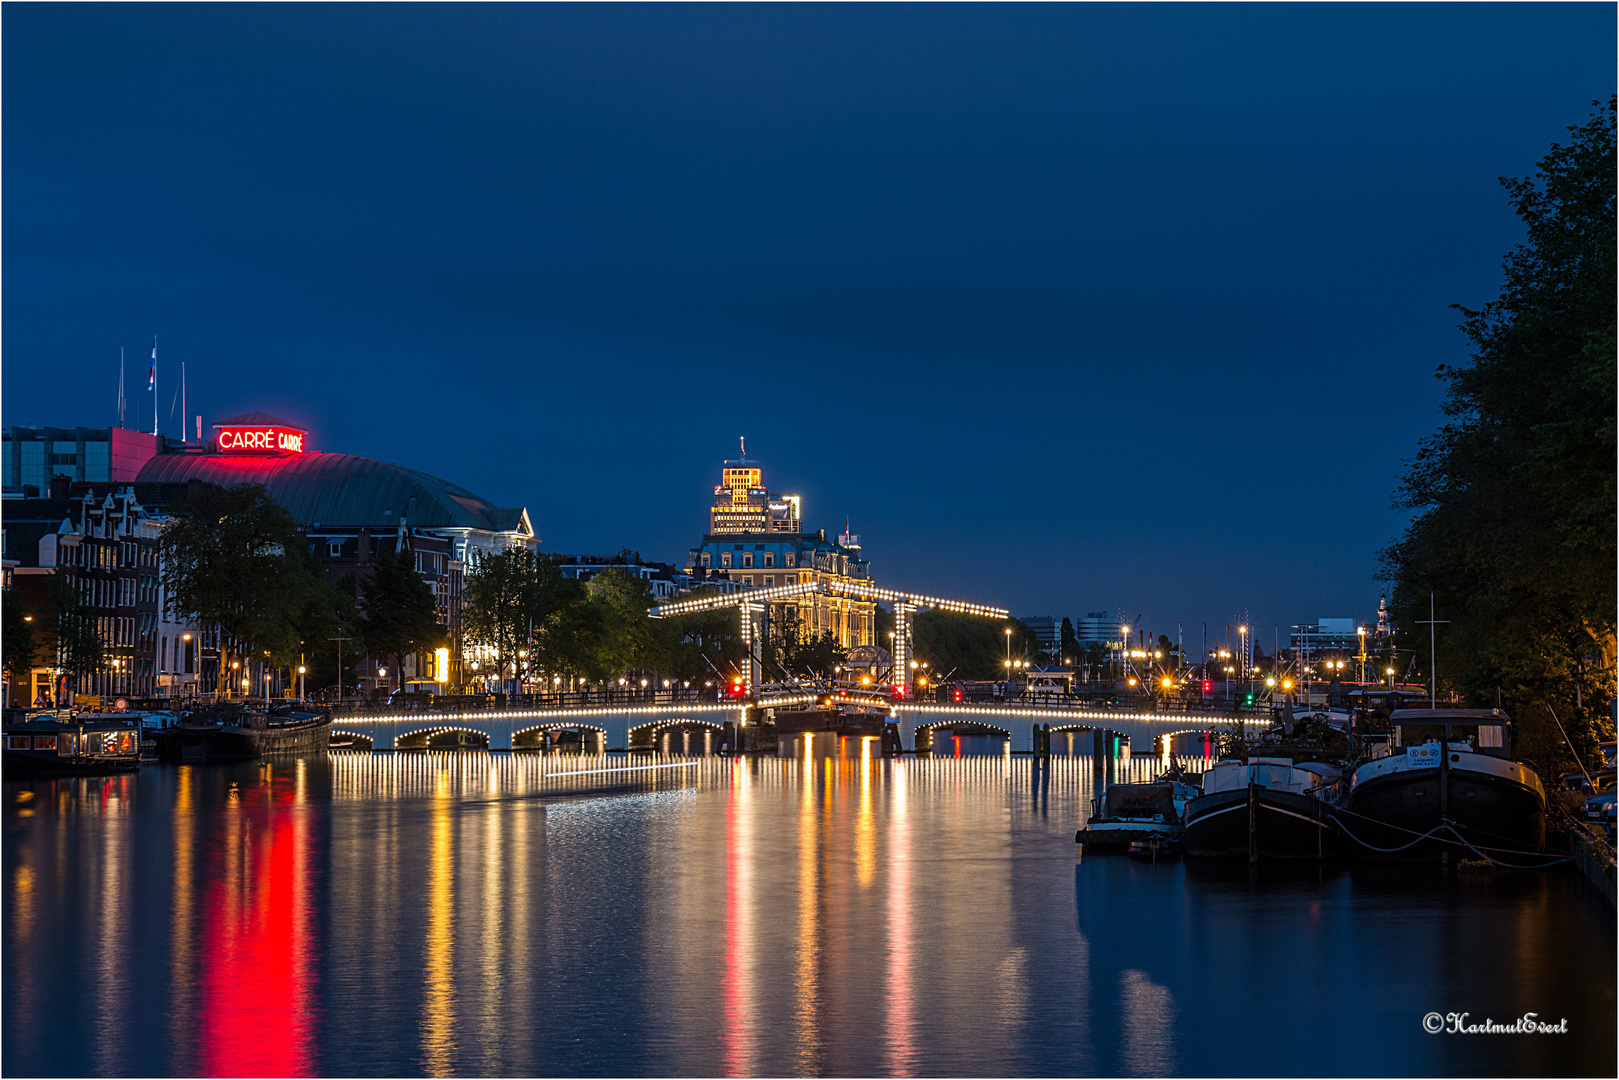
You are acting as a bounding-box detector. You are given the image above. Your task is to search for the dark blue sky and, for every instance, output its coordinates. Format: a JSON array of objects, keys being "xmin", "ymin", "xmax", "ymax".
[{"xmin": 5, "ymin": 4, "xmax": 1612, "ymax": 646}]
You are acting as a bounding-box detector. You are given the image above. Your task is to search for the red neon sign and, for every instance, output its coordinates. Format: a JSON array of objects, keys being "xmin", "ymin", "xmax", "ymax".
[{"xmin": 217, "ymin": 427, "xmax": 307, "ymax": 455}]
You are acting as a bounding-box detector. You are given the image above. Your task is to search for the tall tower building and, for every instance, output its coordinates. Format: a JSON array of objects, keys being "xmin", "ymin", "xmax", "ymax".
[
  {"xmin": 709, "ymin": 439, "xmax": 801, "ymax": 534},
  {"xmin": 689, "ymin": 442, "xmax": 875, "ymax": 650}
]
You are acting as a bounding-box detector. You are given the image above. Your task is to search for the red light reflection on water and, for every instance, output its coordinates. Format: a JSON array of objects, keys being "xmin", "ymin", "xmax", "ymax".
[{"xmin": 197, "ymin": 781, "xmax": 314, "ymax": 1077}]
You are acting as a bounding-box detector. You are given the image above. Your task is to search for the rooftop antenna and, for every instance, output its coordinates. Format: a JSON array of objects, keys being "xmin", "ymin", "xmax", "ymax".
[
  {"xmin": 740, "ymin": 436, "xmax": 746, "ymax": 458},
  {"xmin": 117, "ymin": 347, "xmax": 127, "ymax": 429},
  {"xmin": 1415, "ymin": 593, "xmax": 1449, "ymax": 708}
]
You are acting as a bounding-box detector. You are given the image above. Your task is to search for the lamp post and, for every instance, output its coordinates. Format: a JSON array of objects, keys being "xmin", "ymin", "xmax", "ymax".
[{"xmin": 298, "ymin": 664, "xmax": 306, "ymax": 702}]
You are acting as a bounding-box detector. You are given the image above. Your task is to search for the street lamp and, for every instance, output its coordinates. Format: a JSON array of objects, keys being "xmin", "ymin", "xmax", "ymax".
[{"xmin": 298, "ymin": 665, "xmax": 306, "ymax": 702}]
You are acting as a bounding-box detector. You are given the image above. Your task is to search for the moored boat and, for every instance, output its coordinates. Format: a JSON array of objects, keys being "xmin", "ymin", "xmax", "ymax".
[
  {"xmin": 3, "ymin": 714, "xmax": 142, "ymax": 779},
  {"xmin": 1075, "ymin": 781, "xmax": 1198, "ymax": 853},
  {"xmin": 1337, "ymin": 709, "xmax": 1545, "ymax": 862},
  {"xmin": 158, "ymin": 707, "xmax": 331, "ymax": 763},
  {"xmin": 1182, "ymin": 757, "xmax": 1341, "ymax": 860}
]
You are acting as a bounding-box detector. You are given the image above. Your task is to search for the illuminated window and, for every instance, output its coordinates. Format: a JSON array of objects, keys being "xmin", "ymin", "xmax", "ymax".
[
  {"xmin": 721, "ymin": 552, "xmax": 731, "ymax": 568},
  {"xmin": 785, "ymin": 552, "xmax": 795, "ymax": 567},
  {"xmin": 6, "ymin": 736, "xmax": 30, "ymax": 749}
]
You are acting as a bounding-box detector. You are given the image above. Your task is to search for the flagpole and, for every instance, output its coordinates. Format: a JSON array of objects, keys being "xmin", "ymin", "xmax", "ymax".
[
  {"xmin": 150, "ymin": 337, "xmax": 158, "ymax": 437},
  {"xmin": 181, "ymin": 362, "xmax": 187, "ymax": 444},
  {"xmin": 118, "ymin": 347, "xmax": 126, "ymax": 429}
]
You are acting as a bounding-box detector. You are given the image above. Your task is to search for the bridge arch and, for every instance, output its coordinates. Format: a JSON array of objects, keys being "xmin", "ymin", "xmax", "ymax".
[
  {"xmin": 396, "ymin": 725, "xmax": 492, "ymax": 751},
  {"xmin": 512, "ymin": 722, "xmax": 608, "ymax": 753},
  {"xmin": 626, "ymin": 718, "xmax": 728, "ymax": 753},
  {"xmin": 331, "ymin": 728, "xmax": 375, "ymax": 751},
  {"xmin": 915, "ymin": 717, "xmax": 1011, "ymax": 754}
]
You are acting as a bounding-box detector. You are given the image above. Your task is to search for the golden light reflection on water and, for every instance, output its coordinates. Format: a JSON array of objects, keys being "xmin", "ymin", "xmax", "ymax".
[
  {"xmin": 168, "ymin": 767, "xmax": 196, "ymax": 1075},
  {"xmin": 721, "ymin": 758, "xmax": 756, "ymax": 1077},
  {"xmin": 791, "ymin": 747, "xmax": 826, "ymax": 1073},
  {"xmin": 422, "ymin": 772, "xmax": 457, "ymax": 1076},
  {"xmin": 92, "ymin": 777, "xmax": 130, "ymax": 1078},
  {"xmin": 883, "ymin": 760, "xmax": 916, "ymax": 1076}
]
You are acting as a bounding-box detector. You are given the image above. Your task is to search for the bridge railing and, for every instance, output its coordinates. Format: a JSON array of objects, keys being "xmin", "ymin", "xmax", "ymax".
[{"xmin": 325, "ymin": 688, "xmax": 729, "ymax": 717}]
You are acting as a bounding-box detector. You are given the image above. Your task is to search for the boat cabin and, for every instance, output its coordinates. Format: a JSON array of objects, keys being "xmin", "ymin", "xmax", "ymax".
[
  {"xmin": 1203, "ymin": 757, "xmax": 1340, "ymax": 795},
  {"xmin": 1390, "ymin": 708, "xmax": 1510, "ymax": 760}
]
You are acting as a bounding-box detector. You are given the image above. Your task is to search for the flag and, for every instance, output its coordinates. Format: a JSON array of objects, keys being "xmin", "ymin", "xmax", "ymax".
[{"xmin": 148, "ymin": 338, "xmax": 157, "ymax": 391}]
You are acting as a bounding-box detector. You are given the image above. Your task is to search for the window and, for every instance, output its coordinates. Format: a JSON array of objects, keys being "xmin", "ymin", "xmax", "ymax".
[
  {"xmin": 742, "ymin": 553, "xmax": 753, "ymax": 568},
  {"xmin": 721, "ymin": 552, "xmax": 732, "ymax": 568},
  {"xmin": 743, "ymin": 576, "xmax": 753, "ymax": 586},
  {"xmin": 701, "ymin": 553, "xmax": 711, "ymax": 567},
  {"xmin": 785, "ymin": 552, "xmax": 795, "ymax": 567},
  {"xmin": 329, "ymin": 541, "xmax": 342, "ymax": 557},
  {"xmin": 32, "ymin": 736, "xmax": 56, "ymax": 751},
  {"xmin": 785, "ymin": 574, "xmax": 795, "ymax": 586},
  {"xmin": 7, "ymin": 736, "xmax": 30, "ymax": 749},
  {"xmin": 763, "ymin": 553, "xmax": 774, "ymax": 568},
  {"xmin": 764, "ymin": 576, "xmax": 774, "ymax": 587}
]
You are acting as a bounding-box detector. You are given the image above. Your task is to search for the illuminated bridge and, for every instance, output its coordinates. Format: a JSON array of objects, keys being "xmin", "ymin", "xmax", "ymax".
[{"xmin": 328, "ymin": 695, "xmax": 1266, "ymax": 754}]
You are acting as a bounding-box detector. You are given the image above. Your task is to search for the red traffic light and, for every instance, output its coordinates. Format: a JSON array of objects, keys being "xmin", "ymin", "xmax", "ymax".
[
  {"xmin": 728, "ymin": 678, "xmax": 746, "ymax": 698},
  {"xmin": 952, "ymin": 687, "xmax": 963, "ymax": 702},
  {"xmin": 1201, "ymin": 679, "xmax": 1213, "ymax": 694}
]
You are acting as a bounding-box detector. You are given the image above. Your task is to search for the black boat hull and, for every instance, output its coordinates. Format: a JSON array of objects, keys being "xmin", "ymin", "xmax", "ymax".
[
  {"xmin": 1183, "ymin": 785, "xmax": 1338, "ymax": 860},
  {"xmin": 162, "ymin": 715, "xmax": 332, "ymax": 763},
  {"xmin": 1339, "ymin": 767, "xmax": 1545, "ymax": 862},
  {"xmin": 3, "ymin": 752, "xmax": 140, "ymax": 780},
  {"xmin": 1076, "ymin": 824, "xmax": 1184, "ymax": 852}
]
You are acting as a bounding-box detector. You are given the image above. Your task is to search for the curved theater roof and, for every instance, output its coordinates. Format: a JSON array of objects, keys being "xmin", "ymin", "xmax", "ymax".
[{"xmin": 135, "ymin": 450, "xmax": 532, "ymax": 536}]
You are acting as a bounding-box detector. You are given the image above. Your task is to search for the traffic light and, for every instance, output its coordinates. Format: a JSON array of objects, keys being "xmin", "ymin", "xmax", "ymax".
[
  {"xmin": 1244, "ymin": 692, "xmax": 1255, "ymax": 705},
  {"xmin": 728, "ymin": 677, "xmax": 746, "ymax": 698},
  {"xmin": 1201, "ymin": 679, "xmax": 1213, "ymax": 694},
  {"xmin": 952, "ymin": 685, "xmax": 963, "ymax": 703}
]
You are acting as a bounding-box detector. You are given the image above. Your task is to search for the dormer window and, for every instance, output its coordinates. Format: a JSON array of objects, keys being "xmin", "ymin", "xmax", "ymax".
[
  {"xmin": 328, "ymin": 542, "xmax": 342, "ymax": 558},
  {"xmin": 701, "ymin": 553, "xmax": 711, "ymax": 567},
  {"xmin": 785, "ymin": 552, "xmax": 795, "ymax": 567},
  {"xmin": 742, "ymin": 553, "xmax": 753, "ymax": 568},
  {"xmin": 721, "ymin": 552, "xmax": 732, "ymax": 568},
  {"xmin": 763, "ymin": 553, "xmax": 774, "ymax": 568}
]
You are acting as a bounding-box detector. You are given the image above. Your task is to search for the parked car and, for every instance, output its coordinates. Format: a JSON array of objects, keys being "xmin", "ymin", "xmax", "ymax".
[{"xmin": 1583, "ymin": 789, "xmax": 1616, "ymax": 837}]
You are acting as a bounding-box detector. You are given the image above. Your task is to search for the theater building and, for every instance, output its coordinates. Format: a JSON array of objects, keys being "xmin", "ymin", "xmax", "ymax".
[{"xmin": 4, "ymin": 411, "xmax": 537, "ymax": 700}]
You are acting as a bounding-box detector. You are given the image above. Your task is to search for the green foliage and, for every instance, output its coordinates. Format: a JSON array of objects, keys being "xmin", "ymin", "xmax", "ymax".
[
  {"xmin": 654, "ymin": 595, "xmax": 746, "ymax": 685},
  {"xmin": 912, "ymin": 611, "xmax": 1041, "ymax": 680},
  {"xmin": 1382, "ymin": 98, "xmax": 1616, "ymax": 776},
  {"xmin": 2, "ymin": 590, "xmax": 38, "ymax": 684},
  {"xmin": 361, "ymin": 547, "xmax": 444, "ymax": 682},
  {"xmin": 763, "ymin": 608, "xmax": 847, "ymax": 680},
  {"xmin": 158, "ymin": 483, "xmax": 315, "ymax": 665}
]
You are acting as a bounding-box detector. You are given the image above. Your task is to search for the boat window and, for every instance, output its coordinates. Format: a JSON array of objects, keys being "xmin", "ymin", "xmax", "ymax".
[
  {"xmin": 1479, "ymin": 726, "xmax": 1504, "ymax": 748},
  {"xmin": 6, "ymin": 735, "xmax": 30, "ymax": 750},
  {"xmin": 31, "ymin": 736, "xmax": 56, "ymax": 751}
]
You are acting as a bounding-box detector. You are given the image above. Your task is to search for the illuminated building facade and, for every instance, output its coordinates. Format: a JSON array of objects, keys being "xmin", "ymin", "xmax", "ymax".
[
  {"xmin": 709, "ymin": 443, "xmax": 801, "ymax": 535},
  {"xmin": 689, "ymin": 450, "xmax": 875, "ymax": 650}
]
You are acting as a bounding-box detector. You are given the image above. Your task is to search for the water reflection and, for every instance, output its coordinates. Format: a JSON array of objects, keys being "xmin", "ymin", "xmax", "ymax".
[
  {"xmin": 2, "ymin": 752, "xmax": 1614, "ymax": 1077},
  {"xmin": 196, "ymin": 765, "xmax": 316, "ymax": 1077}
]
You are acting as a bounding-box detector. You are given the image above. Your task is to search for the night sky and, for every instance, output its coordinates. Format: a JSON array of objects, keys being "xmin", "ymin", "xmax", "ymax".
[{"xmin": 4, "ymin": 4, "xmax": 1612, "ymax": 647}]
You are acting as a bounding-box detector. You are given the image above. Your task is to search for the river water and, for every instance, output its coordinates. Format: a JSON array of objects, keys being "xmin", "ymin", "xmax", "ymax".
[{"xmin": 3, "ymin": 738, "xmax": 1613, "ymax": 1077}]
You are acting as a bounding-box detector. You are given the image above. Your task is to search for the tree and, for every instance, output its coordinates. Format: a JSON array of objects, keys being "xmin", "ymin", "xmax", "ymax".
[
  {"xmin": 50, "ymin": 575, "xmax": 103, "ymax": 700},
  {"xmin": 912, "ymin": 612, "xmax": 1041, "ymax": 680},
  {"xmin": 763, "ymin": 608, "xmax": 846, "ymax": 680},
  {"xmin": 361, "ymin": 546, "xmax": 443, "ymax": 691},
  {"xmin": 1381, "ymin": 97, "xmax": 1616, "ymax": 775},
  {"xmin": 462, "ymin": 548, "xmax": 586, "ymax": 691},
  {"xmin": 158, "ymin": 482, "xmax": 315, "ymax": 678},
  {"xmin": 3, "ymin": 589, "xmax": 39, "ymax": 694}
]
